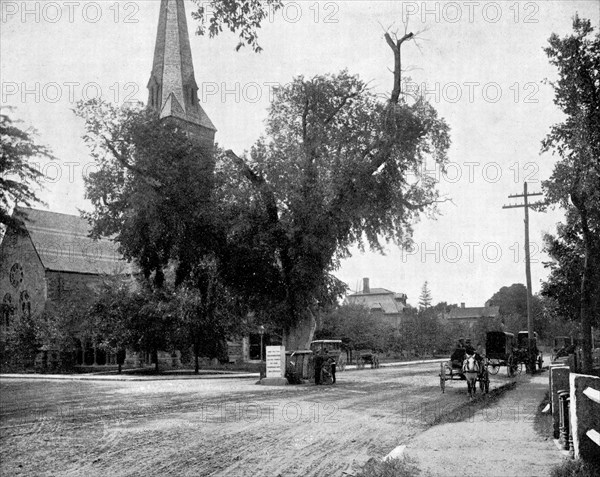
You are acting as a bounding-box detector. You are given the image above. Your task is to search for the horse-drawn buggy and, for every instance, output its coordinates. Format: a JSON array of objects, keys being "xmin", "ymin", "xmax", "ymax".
[
  {"xmin": 552, "ymin": 336, "xmax": 573, "ymax": 361},
  {"xmin": 310, "ymin": 340, "xmax": 347, "ymax": 371},
  {"xmin": 486, "ymin": 331, "xmax": 518, "ymax": 376},
  {"xmin": 439, "ymin": 344, "xmax": 489, "ymax": 398},
  {"xmin": 356, "ymin": 350, "xmax": 380, "ymax": 369},
  {"xmin": 514, "ymin": 331, "xmax": 543, "ymax": 371}
]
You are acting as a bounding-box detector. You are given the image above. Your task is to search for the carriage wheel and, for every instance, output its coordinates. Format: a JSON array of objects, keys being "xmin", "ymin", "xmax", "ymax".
[
  {"xmin": 507, "ymin": 355, "xmax": 515, "ymax": 376},
  {"xmin": 321, "ymin": 367, "xmax": 333, "ymax": 385},
  {"xmin": 515, "ymin": 362, "xmax": 523, "ymax": 375},
  {"xmin": 488, "ymin": 361, "xmax": 500, "ymax": 375}
]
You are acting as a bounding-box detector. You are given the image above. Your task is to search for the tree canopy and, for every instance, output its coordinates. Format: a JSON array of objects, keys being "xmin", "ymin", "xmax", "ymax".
[
  {"xmin": 215, "ymin": 70, "xmax": 450, "ymax": 347},
  {"xmin": 74, "ymin": 101, "xmax": 215, "ymax": 288},
  {"xmin": 541, "ymin": 16, "xmax": 600, "ymax": 372},
  {"xmin": 541, "ymin": 207, "xmax": 600, "ymax": 326},
  {"xmin": 1, "ymin": 110, "xmax": 54, "ymax": 232},
  {"xmin": 191, "ymin": 0, "xmax": 282, "ymax": 52}
]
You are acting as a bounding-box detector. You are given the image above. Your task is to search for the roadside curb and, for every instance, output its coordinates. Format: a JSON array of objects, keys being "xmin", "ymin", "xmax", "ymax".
[
  {"xmin": 344, "ymin": 358, "xmax": 447, "ymax": 371},
  {"xmin": 0, "ymin": 359, "xmax": 445, "ymax": 381},
  {"xmin": 0, "ymin": 372, "xmax": 260, "ymax": 382}
]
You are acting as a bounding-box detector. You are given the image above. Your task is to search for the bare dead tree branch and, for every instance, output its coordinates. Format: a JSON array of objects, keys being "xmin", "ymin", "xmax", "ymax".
[{"xmin": 385, "ymin": 31, "xmax": 414, "ymax": 104}]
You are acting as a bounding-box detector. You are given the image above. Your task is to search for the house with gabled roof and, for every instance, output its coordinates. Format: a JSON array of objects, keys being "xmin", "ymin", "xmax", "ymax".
[{"xmin": 345, "ymin": 277, "xmax": 409, "ymax": 329}]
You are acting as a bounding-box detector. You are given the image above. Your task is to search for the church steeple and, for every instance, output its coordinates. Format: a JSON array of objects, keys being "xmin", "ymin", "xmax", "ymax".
[{"xmin": 147, "ymin": 0, "xmax": 216, "ymax": 146}]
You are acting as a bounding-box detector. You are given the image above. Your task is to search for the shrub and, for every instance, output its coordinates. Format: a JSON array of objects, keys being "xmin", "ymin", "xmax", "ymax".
[{"xmin": 550, "ymin": 459, "xmax": 600, "ymax": 477}]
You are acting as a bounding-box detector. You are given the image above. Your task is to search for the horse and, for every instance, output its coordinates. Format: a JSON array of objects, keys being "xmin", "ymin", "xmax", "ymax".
[{"xmin": 462, "ymin": 353, "xmax": 480, "ymax": 400}]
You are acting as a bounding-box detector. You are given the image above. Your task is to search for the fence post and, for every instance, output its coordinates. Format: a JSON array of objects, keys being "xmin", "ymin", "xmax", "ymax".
[
  {"xmin": 558, "ymin": 389, "xmax": 570, "ymax": 450},
  {"xmin": 569, "ymin": 373, "xmax": 600, "ymax": 463},
  {"xmin": 550, "ymin": 366, "xmax": 570, "ymax": 439}
]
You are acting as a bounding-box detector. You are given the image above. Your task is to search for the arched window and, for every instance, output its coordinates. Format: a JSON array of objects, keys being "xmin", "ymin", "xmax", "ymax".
[
  {"xmin": 2, "ymin": 293, "xmax": 13, "ymax": 327},
  {"xmin": 19, "ymin": 290, "xmax": 31, "ymax": 318}
]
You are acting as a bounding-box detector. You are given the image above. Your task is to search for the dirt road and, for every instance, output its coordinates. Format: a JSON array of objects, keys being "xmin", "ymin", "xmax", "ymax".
[{"xmin": 1, "ymin": 364, "xmax": 514, "ymax": 477}]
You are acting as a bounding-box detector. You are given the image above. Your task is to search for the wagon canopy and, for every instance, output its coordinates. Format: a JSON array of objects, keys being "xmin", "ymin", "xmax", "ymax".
[
  {"xmin": 517, "ymin": 331, "xmax": 538, "ymax": 349},
  {"xmin": 486, "ymin": 331, "xmax": 515, "ymax": 359}
]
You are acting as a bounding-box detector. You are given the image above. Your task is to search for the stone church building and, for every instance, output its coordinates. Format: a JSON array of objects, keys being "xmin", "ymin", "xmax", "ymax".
[
  {"xmin": 1, "ymin": 0, "xmax": 261, "ymax": 368},
  {"xmin": 0, "ymin": 207, "xmax": 132, "ymax": 365}
]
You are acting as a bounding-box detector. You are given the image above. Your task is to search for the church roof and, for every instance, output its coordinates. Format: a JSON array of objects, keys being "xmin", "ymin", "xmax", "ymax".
[
  {"xmin": 15, "ymin": 207, "xmax": 131, "ymax": 275},
  {"xmin": 148, "ymin": 0, "xmax": 216, "ymax": 132}
]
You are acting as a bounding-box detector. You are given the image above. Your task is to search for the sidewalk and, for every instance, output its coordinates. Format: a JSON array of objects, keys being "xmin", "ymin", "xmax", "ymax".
[{"xmin": 402, "ymin": 372, "xmax": 566, "ymax": 477}]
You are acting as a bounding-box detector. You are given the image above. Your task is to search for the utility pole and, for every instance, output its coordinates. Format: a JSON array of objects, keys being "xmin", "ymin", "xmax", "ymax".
[{"xmin": 503, "ymin": 182, "xmax": 545, "ymax": 374}]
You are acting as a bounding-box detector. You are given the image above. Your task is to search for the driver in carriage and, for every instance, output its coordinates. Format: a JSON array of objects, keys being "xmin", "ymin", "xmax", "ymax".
[{"xmin": 450, "ymin": 338, "xmax": 466, "ymax": 369}]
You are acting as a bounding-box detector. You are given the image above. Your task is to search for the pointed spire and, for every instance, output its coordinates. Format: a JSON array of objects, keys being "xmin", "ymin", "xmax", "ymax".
[{"xmin": 148, "ymin": 0, "xmax": 216, "ymax": 141}]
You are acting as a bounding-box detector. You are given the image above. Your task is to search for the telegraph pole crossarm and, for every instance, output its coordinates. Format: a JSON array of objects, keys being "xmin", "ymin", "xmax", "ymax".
[{"xmin": 503, "ymin": 182, "xmax": 546, "ymax": 374}]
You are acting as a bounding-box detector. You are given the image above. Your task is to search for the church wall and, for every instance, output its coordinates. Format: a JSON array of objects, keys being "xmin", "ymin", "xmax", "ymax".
[
  {"xmin": 45, "ymin": 271, "xmax": 106, "ymax": 309},
  {"xmin": 0, "ymin": 230, "xmax": 47, "ymax": 331}
]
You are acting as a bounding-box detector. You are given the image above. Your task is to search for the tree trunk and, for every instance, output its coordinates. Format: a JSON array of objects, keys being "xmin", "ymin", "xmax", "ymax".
[
  {"xmin": 194, "ymin": 347, "xmax": 200, "ymax": 375},
  {"xmin": 283, "ymin": 310, "xmax": 317, "ymax": 350},
  {"xmin": 577, "ymin": 203, "xmax": 594, "ymax": 374},
  {"xmin": 153, "ymin": 349, "xmax": 159, "ymax": 373}
]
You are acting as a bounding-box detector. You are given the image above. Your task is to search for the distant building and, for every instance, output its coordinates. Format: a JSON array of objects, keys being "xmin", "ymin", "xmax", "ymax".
[
  {"xmin": 441, "ymin": 302, "xmax": 500, "ymax": 329},
  {"xmin": 345, "ymin": 277, "xmax": 408, "ymax": 329}
]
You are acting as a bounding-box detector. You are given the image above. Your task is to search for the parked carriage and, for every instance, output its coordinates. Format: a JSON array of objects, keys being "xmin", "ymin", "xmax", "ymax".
[
  {"xmin": 515, "ymin": 331, "xmax": 543, "ymax": 371},
  {"xmin": 310, "ymin": 340, "xmax": 347, "ymax": 371},
  {"xmin": 439, "ymin": 346, "xmax": 489, "ymax": 395},
  {"xmin": 356, "ymin": 350, "xmax": 380, "ymax": 369},
  {"xmin": 486, "ymin": 331, "xmax": 517, "ymax": 376},
  {"xmin": 552, "ymin": 336, "xmax": 573, "ymax": 361}
]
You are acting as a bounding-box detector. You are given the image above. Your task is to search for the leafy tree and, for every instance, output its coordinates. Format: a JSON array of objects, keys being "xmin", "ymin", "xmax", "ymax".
[
  {"xmin": 87, "ymin": 278, "xmax": 138, "ymax": 372},
  {"xmin": 541, "ymin": 16, "xmax": 600, "ymax": 372},
  {"xmin": 418, "ymin": 281, "xmax": 432, "ymax": 309},
  {"xmin": 0, "ymin": 310, "xmax": 39, "ymax": 371},
  {"xmin": 172, "ymin": 258, "xmax": 243, "ymax": 373},
  {"xmin": 74, "ymin": 101, "xmax": 214, "ymax": 289},
  {"xmin": 488, "ymin": 284, "xmax": 529, "ymax": 317},
  {"xmin": 1, "ymin": 110, "xmax": 54, "ymax": 232},
  {"xmin": 125, "ymin": 288, "xmax": 178, "ymax": 373},
  {"xmin": 222, "ymin": 67, "xmax": 450, "ymax": 348},
  {"xmin": 78, "ymin": 29, "xmax": 450, "ymax": 351},
  {"xmin": 487, "ymin": 284, "xmax": 547, "ymax": 337},
  {"xmin": 317, "ymin": 303, "xmax": 393, "ymax": 353},
  {"xmin": 541, "ymin": 207, "xmax": 599, "ymax": 329},
  {"xmin": 191, "ymin": 0, "xmax": 282, "ymax": 52}
]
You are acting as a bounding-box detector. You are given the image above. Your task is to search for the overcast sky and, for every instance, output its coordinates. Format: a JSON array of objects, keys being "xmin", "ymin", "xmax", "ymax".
[{"xmin": 2, "ymin": 0, "xmax": 599, "ymax": 307}]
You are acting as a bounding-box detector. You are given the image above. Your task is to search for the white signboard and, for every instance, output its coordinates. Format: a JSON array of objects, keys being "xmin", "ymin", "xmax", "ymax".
[{"xmin": 266, "ymin": 346, "xmax": 286, "ymax": 378}]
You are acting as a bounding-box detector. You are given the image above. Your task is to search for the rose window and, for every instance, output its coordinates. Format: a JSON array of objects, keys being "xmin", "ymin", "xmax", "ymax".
[{"xmin": 9, "ymin": 263, "xmax": 23, "ymax": 288}]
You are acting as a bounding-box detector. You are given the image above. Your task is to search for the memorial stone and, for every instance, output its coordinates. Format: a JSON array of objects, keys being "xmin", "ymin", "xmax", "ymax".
[{"xmin": 266, "ymin": 346, "xmax": 286, "ymax": 378}]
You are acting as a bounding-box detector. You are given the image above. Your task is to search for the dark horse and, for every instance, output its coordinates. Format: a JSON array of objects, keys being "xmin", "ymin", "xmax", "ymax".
[{"xmin": 462, "ymin": 354, "xmax": 480, "ymax": 400}]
